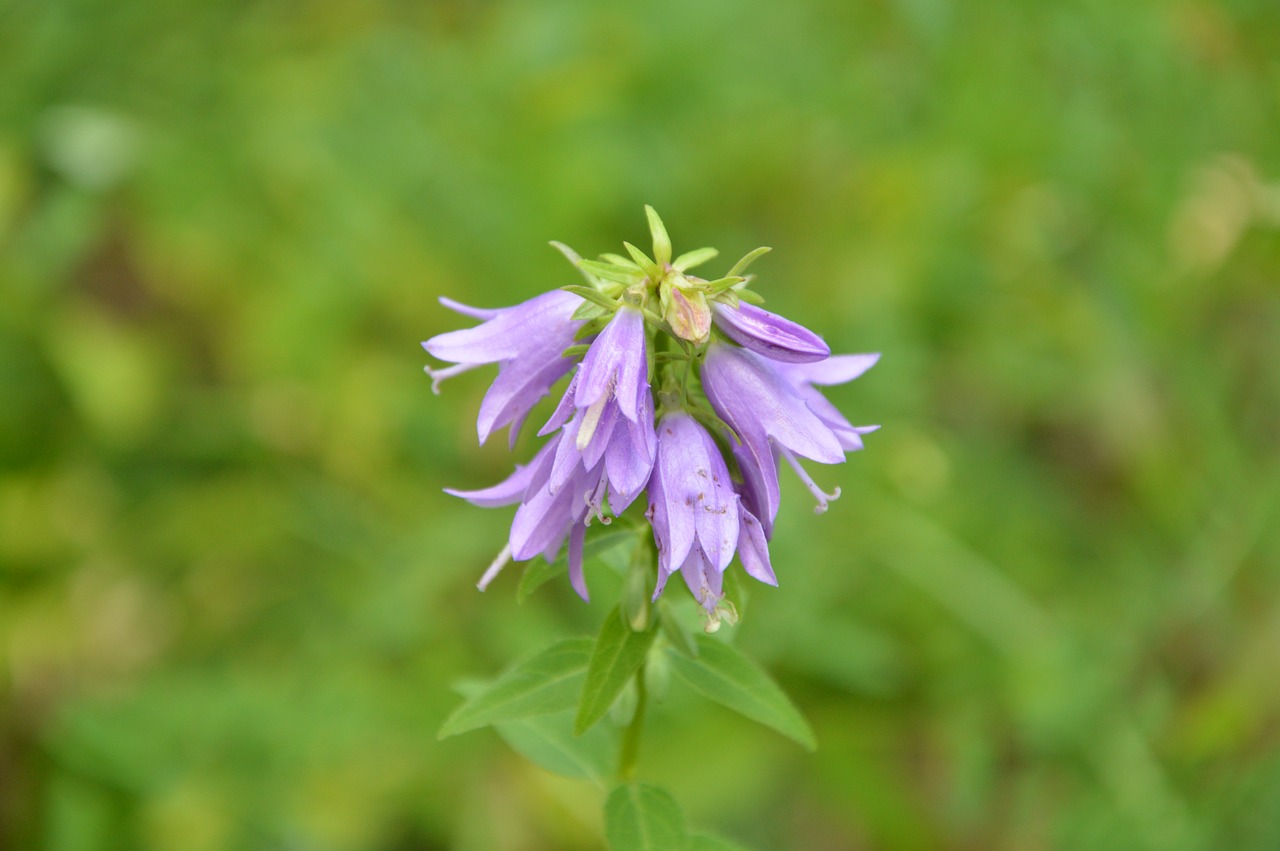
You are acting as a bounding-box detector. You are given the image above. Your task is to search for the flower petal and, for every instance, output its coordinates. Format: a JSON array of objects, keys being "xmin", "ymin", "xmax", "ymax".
[{"xmin": 711, "ymin": 302, "xmax": 830, "ymax": 363}]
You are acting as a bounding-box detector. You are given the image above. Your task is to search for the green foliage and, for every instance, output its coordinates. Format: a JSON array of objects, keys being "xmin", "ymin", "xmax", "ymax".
[
  {"xmin": 2, "ymin": 0, "xmax": 1279, "ymax": 848},
  {"xmin": 439, "ymin": 639, "xmax": 593, "ymax": 738},
  {"xmin": 605, "ymin": 784, "xmax": 689, "ymax": 851},
  {"xmin": 666, "ymin": 636, "xmax": 817, "ymax": 752},
  {"xmin": 575, "ymin": 607, "xmax": 657, "ymax": 735}
]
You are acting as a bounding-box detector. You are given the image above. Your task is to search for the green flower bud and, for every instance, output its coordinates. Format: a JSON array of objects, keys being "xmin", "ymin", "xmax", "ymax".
[{"xmin": 664, "ymin": 286, "xmax": 711, "ymax": 345}]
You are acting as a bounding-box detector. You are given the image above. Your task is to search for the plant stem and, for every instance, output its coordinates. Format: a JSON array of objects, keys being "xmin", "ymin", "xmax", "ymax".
[{"xmin": 618, "ymin": 663, "xmax": 648, "ymax": 781}]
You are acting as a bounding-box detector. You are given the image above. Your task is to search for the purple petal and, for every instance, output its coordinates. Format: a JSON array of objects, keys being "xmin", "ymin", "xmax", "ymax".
[
  {"xmin": 679, "ymin": 546, "xmax": 723, "ymax": 612},
  {"xmin": 439, "ymin": 296, "xmax": 502, "ymax": 320},
  {"xmin": 425, "ymin": 290, "xmax": 582, "ymax": 365},
  {"xmin": 443, "ymin": 461, "xmax": 535, "ymax": 508},
  {"xmin": 568, "ymin": 521, "xmax": 589, "ymax": 601},
  {"xmin": 711, "ymin": 302, "xmax": 830, "ymax": 363},
  {"xmin": 477, "ymin": 352, "xmax": 577, "ymax": 444},
  {"xmin": 655, "ymin": 413, "xmax": 738, "ymax": 571},
  {"xmin": 737, "ymin": 506, "xmax": 777, "ymax": 586},
  {"xmin": 575, "ymin": 306, "xmax": 648, "ymax": 422},
  {"xmin": 779, "ymin": 353, "xmax": 880, "ymax": 386},
  {"xmin": 702, "ymin": 343, "xmax": 845, "ymax": 465},
  {"xmin": 538, "ymin": 372, "xmax": 580, "ymax": 437}
]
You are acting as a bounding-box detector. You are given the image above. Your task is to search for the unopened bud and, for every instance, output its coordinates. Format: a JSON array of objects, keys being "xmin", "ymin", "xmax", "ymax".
[{"xmin": 665, "ymin": 286, "xmax": 712, "ymax": 345}]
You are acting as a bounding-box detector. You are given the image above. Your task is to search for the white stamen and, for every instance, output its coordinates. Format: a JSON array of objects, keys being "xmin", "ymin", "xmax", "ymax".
[
  {"xmin": 424, "ymin": 362, "xmax": 481, "ymax": 394},
  {"xmin": 780, "ymin": 448, "xmax": 842, "ymax": 514},
  {"xmin": 576, "ymin": 391, "xmax": 610, "ymax": 450},
  {"xmin": 476, "ymin": 543, "xmax": 512, "ymax": 591},
  {"xmin": 583, "ymin": 475, "xmax": 612, "ymax": 526}
]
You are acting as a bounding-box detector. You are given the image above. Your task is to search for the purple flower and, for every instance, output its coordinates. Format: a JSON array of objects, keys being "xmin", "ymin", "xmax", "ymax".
[
  {"xmin": 644, "ymin": 410, "xmax": 779, "ymax": 613},
  {"xmin": 701, "ymin": 342, "xmax": 847, "ymax": 538},
  {"xmin": 710, "ymin": 301, "xmax": 830, "ymax": 363},
  {"xmin": 422, "ymin": 291, "xmax": 584, "ymax": 446},
  {"xmin": 539, "ymin": 305, "xmax": 656, "ymax": 511}
]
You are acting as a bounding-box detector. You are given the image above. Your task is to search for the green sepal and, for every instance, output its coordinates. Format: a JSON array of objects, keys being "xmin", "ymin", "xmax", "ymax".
[
  {"xmin": 579, "ymin": 259, "xmax": 645, "ymax": 285},
  {"xmin": 734, "ymin": 287, "xmax": 765, "ymax": 305},
  {"xmin": 645, "ymin": 205, "xmax": 672, "ymax": 267},
  {"xmin": 575, "ymin": 318, "xmax": 608, "ymax": 341},
  {"xmin": 575, "ymin": 606, "xmax": 657, "ymax": 735},
  {"xmin": 623, "ymin": 241, "xmax": 661, "ymax": 280},
  {"xmin": 572, "ymin": 301, "xmax": 610, "ymax": 321},
  {"xmin": 562, "ymin": 284, "xmax": 622, "ymax": 310},
  {"xmin": 550, "ymin": 240, "xmax": 600, "ymax": 286},
  {"xmin": 600, "ymin": 252, "xmax": 642, "ymax": 270},
  {"xmin": 701, "ymin": 276, "xmax": 747, "ymax": 295},
  {"xmin": 561, "ymin": 343, "xmax": 592, "ymax": 359},
  {"xmin": 672, "ymin": 247, "xmax": 718, "ymax": 272},
  {"xmin": 725, "ymin": 246, "xmax": 771, "ymax": 278}
]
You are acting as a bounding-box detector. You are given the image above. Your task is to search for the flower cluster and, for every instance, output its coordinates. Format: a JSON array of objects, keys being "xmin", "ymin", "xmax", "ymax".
[{"xmin": 424, "ymin": 208, "xmax": 878, "ymax": 621}]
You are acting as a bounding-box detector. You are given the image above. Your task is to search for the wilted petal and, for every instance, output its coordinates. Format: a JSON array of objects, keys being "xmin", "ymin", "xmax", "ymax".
[{"xmin": 711, "ymin": 302, "xmax": 830, "ymax": 363}]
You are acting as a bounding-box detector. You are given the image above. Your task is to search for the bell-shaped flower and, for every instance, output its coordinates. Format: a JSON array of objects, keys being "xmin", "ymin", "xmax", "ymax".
[
  {"xmin": 702, "ymin": 342, "xmax": 846, "ymax": 538},
  {"xmin": 422, "ymin": 291, "xmax": 585, "ymax": 446},
  {"xmin": 645, "ymin": 411, "xmax": 739, "ymax": 610},
  {"xmin": 710, "ymin": 301, "xmax": 830, "ymax": 363}
]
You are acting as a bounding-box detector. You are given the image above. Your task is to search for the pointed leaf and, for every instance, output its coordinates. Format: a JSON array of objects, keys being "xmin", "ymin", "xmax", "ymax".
[
  {"xmin": 550, "ymin": 240, "xmax": 599, "ymax": 285},
  {"xmin": 518, "ymin": 529, "xmax": 639, "ymax": 603},
  {"xmin": 561, "ymin": 284, "xmax": 621, "ymax": 310},
  {"xmin": 672, "ymin": 247, "xmax": 718, "ymax": 272},
  {"xmin": 645, "ymin": 206, "xmax": 672, "ymax": 266},
  {"xmin": 605, "ymin": 784, "xmax": 688, "ymax": 851},
  {"xmin": 494, "ymin": 710, "xmax": 619, "ymax": 784},
  {"xmin": 580, "ymin": 259, "xmax": 645, "ymax": 285},
  {"xmin": 725, "ymin": 246, "xmax": 771, "ymax": 278},
  {"xmin": 623, "ymin": 241, "xmax": 661, "ymax": 279},
  {"xmin": 666, "ymin": 636, "xmax": 816, "ymax": 750},
  {"xmin": 438, "ymin": 639, "xmax": 593, "ymax": 738},
  {"xmin": 576, "ymin": 607, "xmax": 657, "ymax": 735}
]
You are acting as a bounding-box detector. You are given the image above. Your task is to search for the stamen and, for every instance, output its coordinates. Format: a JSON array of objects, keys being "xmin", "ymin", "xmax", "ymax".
[
  {"xmin": 583, "ymin": 476, "xmax": 612, "ymax": 526},
  {"xmin": 424, "ymin": 362, "xmax": 481, "ymax": 394},
  {"xmin": 576, "ymin": 390, "xmax": 611, "ymax": 450},
  {"xmin": 780, "ymin": 448, "xmax": 842, "ymax": 514},
  {"xmin": 476, "ymin": 543, "xmax": 512, "ymax": 591}
]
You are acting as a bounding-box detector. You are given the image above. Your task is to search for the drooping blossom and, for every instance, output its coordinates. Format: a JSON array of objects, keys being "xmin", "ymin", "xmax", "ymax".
[
  {"xmin": 425, "ymin": 207, "xmax": 876, "ymax": 618},
  {"xmin": 422, "ymin": 290, "xmax": 584, "ymax": 446}
]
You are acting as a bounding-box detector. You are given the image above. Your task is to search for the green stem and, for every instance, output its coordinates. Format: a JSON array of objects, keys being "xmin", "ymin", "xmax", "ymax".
[{"xmin": 618, "ymin": 663, "xmax": 648, "ymax": 781}]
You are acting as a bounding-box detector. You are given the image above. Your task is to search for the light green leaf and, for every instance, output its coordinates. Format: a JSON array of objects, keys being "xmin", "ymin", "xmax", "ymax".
[
  {"xmin": 438, "ymin": 639, "xmax": 593, "ymax": 738},
  {"xmin": 492, "ymin": 710, "xmax": 618, "ymax": 785},
  {"xmin": 562, "ymin": 284, "xmax": 621, "ymax": 310},
  {"xmin": 517, "ymin": 529, "xmax": 638, "ymax": 603},
  {"xmin": 623, "ymin": 241, "xmax": 660, "ymax": 279},
  {"xmin": 575, "ymin": 607, "xmax": 657, "ymax": 735},
  {"xmin": 725, "ymin": 246, "xmax": 771, "ymax": 278},
  {"xmin": 672, "ymin": 247, "xmax": 718, "ymax": 272},
  {"xmin": 605, "ymin": 783, "xmax": 688, "ymax": 851},
  {"xmin": 666, "ymin": 636, "xmax": 817, "ymax": 750},
  {"xmin": 689, "ymin": 833, "xmax": 753, "ymax": 851},
  {"xmin": 644, "ymin": 206, "xmax": 672, "ymax": 267},
  {"xmin": 657, "ymin": 601, "xmax": 698, "ymax": 658},
  {"xmin": 550, "ymin": 240, "xmax": 598, "ymax": 285},
  {"xmin": 579, "ymin": 259, "xmax": 645, "ymax": 285}
]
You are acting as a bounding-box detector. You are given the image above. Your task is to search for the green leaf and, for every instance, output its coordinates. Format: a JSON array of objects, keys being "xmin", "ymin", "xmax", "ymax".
[
  {"xmin": 562, "ymin": 284, "xmax": 621, "ymax": 310},
  {"xmin": 517, "ymin": 528, "xmax": 638, "ymax": 603},
  {"xmin": 623, "ymin": 241, "xmax": 660, "ymax": 279},
  {"xmin": 605, "ymin": 783, "xmax": 688, "ymax": 851},
  {"xmin": 657, "ymin": 601, "xmax": 698, "ymax": 658},
  {"xmin": 725, "ymin": 246, "xmax": 771, "ymax": 278},
  {"xmin": 438, "ymin": 639, "xmax": 593, "ymax": 738},
  {"xmin": 689, "ymin": 834, "xmax": 753, "ymax": 851},
  {"xmin": 645, "ymin": 205, "xmax": 672, "ymax": 267},
  {"xmin": 666, "ymin": 636, "xmax": 817, "ymax": 751},
  {"xmin": 579, "ymin": 259, "xmax": 645, "ymax": 285},
  {"xmin": 550, "ymin": 240, "xmax": 598, "ymax": 285},
  {"xmin": 672, "ymin": 247, "xmax": 718, "ymax": 272},
  {"xmin": 575, "ymin": 607, "xmax": 657, "ymax": 735}
]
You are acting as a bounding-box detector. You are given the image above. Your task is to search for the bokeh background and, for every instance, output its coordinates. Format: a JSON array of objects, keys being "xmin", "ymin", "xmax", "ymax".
[{"xmin": 3, "ymin": 1, "xmax": 1279, "ymax": 849}]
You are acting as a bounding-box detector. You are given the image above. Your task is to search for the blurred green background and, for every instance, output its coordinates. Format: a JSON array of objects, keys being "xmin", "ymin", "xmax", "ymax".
[{"xmin": 3, "ymin": 0, "xmax": 1279, "ymax": 849}]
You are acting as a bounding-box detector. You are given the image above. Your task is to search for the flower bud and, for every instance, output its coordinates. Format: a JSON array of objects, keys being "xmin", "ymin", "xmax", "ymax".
[{"xmin": 664, "ymin": 286, "xmax": 712, "ymax": 345}]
